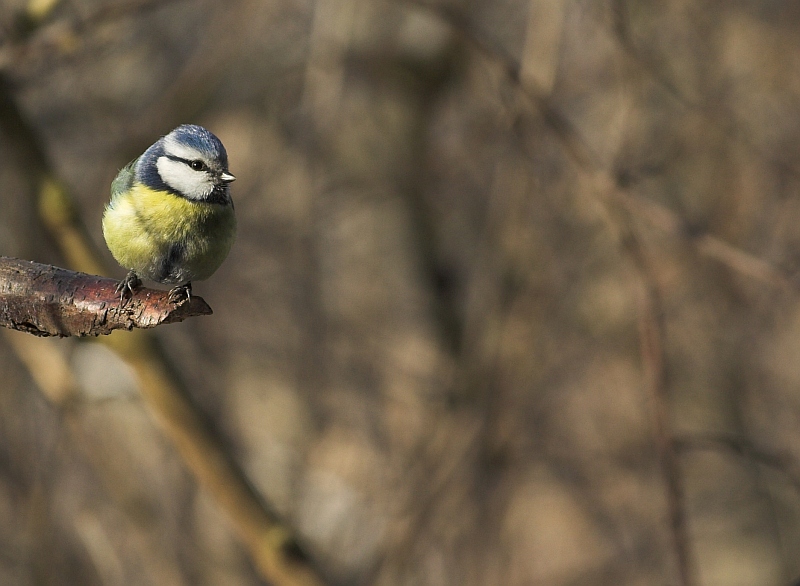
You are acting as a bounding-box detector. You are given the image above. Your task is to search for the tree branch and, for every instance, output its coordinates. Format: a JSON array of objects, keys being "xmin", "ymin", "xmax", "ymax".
[{"xmin": 0, "ymin": 256, "xmax": 212, "ymax": 336}]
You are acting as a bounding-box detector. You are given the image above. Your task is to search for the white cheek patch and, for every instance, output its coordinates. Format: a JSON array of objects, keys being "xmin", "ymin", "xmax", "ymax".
[{"xmin": 156, "ymin": 156, "xmax": 213, "ymax": 200}]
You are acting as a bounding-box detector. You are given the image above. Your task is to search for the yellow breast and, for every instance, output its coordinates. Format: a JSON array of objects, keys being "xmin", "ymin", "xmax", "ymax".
[{"xmin": 102, "ymin": 183, "xmax": 236, "ymax": 284}]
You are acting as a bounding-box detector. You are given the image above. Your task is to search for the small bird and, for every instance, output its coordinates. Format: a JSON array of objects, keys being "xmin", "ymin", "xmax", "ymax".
[{"xmin": 102, "ymin": 124, "xmax": 236, "ymax": 303}]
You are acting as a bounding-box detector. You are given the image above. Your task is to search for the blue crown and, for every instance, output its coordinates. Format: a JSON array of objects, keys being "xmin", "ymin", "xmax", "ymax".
[{"xmin": 169, "ymin": 124, "xmax": 228, "ymax": 165}]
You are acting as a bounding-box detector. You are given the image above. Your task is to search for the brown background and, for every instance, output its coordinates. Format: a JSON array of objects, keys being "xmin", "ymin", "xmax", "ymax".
[{"xmin": 2, "ymin": 0, "xmax": 800, "ymax": 584}]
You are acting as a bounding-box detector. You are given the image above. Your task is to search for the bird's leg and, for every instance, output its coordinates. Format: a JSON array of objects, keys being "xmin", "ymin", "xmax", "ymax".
[
  {"xmin": 115, "ymin": 270, "xmax": 141, "ymax": 305},
  {"xmin": 168, "ymin": 282, "xmax": 192, "ymax": 304}
]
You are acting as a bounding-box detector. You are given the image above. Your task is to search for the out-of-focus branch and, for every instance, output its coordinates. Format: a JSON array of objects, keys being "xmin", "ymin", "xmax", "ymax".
[
  {"xmin": 629, "ymin": 239, "xmax": 696, "ymax": 586},
  {"xmin": 0, "ymin": 0, "xmax": 187, "ymax": 71},
  {"xmin": 0, "ymin": 71, "xmax": 327, "ymax": 586},
  {"xmin": 39, "ymin": 175, "xmax": 327, "ymax": 586},
  {"xmin": 0, "ymin": 256, "xmax": 212, "ymax": 337},
  {"xmin": 402, "ymin": 3, "xmax": 698, "ymax": 584},
  {"xmin": 404, "ymin": 0, "xmax": 795, "ymax": 294},
  {"xmin": 676, "ymin": 433, "xmax": 800, "ymax": 494},
  {"xmin": 104, "ymin": 329, "xmax": 326, "ymax": 586},
  {"xmin": 609, "ymin": 0, "xmax": 800, "ymax": 183},
  {"xmin": 25, "ymin": 0, "xmax": 62, "ymax": 24}
]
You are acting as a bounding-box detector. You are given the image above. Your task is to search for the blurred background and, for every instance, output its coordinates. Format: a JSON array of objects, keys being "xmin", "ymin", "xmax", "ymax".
[{"xmin": 2, "ymin": 0, "xmax": 800, "ymax": 584}]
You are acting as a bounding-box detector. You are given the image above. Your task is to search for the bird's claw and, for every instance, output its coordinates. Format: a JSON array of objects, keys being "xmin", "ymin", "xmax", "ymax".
[
  {"xmin": 168, "ymin": 282, "xmax": 192, "ymax": 305},
  {"xmin": 116, "ymin": 271, "xmax": 141, "ymax": 306}
]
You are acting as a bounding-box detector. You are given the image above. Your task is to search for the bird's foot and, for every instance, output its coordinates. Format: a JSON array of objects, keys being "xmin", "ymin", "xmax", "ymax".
[
  {"xmin": 115, "ymin": 270, "xmax": 141, "ymax": 306},
  {"xmin": 168, "ymin": 282, "xmax": 192, "ymax": 305}
]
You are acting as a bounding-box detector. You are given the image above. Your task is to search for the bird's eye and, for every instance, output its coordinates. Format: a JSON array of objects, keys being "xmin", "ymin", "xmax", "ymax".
[{"xmin": 189, "ymin": 160, "xmax": 206, "ymax": 171}]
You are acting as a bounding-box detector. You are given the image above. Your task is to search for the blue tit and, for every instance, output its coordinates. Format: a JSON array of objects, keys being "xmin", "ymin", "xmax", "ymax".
[{"xmin": 102, "ymin": 124, "xmax": 236, "ymax": 303}]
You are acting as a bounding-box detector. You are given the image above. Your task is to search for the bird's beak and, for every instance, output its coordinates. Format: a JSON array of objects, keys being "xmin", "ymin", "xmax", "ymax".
[{"xmin": 221, "ymin": 172, "xmax": 236, "ymax": 183}]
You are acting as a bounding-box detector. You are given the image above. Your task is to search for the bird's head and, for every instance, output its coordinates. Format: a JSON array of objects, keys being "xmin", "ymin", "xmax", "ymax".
[{"xmin": 138, "ymin": 124, "xmax": 235, "ymax": 204}]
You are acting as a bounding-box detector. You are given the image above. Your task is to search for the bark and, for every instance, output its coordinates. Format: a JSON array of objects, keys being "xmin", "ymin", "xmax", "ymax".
[{"xmin": 0, "ymin": 256, "xmax": 212, "ymax": 337}]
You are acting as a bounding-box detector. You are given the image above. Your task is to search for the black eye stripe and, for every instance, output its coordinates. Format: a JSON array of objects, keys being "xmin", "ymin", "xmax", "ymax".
[{"xmin": 164, "ymin": 154, "xmax": 207, "ymax": 169}]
